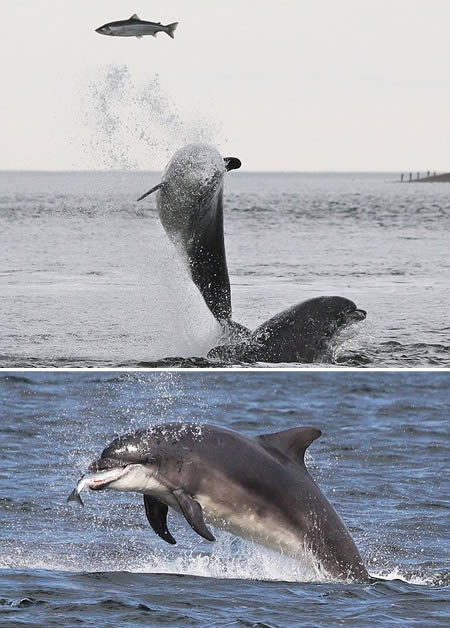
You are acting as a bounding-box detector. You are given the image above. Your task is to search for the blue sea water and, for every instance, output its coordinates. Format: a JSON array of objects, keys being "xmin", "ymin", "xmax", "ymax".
[
  {"xmin": 0, "ymin": 371, "xmax": 448, "ymax": 625},
  {"xmin": 1, "ymin": 170, "xmax": 449, "ymax": 367}
]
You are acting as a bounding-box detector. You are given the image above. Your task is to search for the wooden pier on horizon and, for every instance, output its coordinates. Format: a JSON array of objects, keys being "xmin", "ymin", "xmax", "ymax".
[{"xmin": 400, "ymin": 171, "xmax": 450, "ymax": 182}]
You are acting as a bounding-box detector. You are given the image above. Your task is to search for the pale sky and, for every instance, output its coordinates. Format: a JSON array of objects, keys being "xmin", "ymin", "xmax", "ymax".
[{"xmin": 1, "ymin": 0, "xmax": 449, "ymax": 171}]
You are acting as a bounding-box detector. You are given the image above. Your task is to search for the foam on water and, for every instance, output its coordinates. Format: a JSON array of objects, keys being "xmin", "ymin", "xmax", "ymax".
[
  {"xmin": 0, "ymin": 533, "xmax": 333, "ymax": 584},
  {"xmin": 372, "ymin": 568, "xmax": 442, "ymax": 587},
  {"xmin": 0, "ymin": 537, "xmax": 441, "ymax": 587}
]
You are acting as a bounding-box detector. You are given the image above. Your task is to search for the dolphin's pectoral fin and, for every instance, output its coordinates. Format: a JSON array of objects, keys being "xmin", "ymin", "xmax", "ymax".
[
  {"xmin": 257, "ymin": 427, "xmax": 322, "ymax": 465},
  {"xmin": 143, "ymin": 495, "xmax": 176, "ymax": 545},
  {"xmin": 173, "ymin": 488, "xmax": 215, "ymax": 542},
  {"xmin": 136, "ymin": 182, "xmax": 166, "ymax": 202}
]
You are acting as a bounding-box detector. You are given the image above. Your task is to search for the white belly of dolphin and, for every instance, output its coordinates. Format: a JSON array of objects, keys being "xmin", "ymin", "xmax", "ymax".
[
  {"xmin": 103, "ymin": 469, "xmax": 312, "ymax": 568},
  {"xmin": 196, "ymin": 493, "xmax": 309, "ymax": 563}
]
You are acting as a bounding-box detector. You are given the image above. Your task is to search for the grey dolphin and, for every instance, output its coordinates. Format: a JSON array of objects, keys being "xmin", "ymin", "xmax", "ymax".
[
  {"xmin": 208, "ymin": 296, "xmax": 366, "ymax": 362},
  {"xmin": 68, "ymin": 422, "xmax": 370, "ymax": 583},
  {"xmin": 137, "ymin": 143, "xmax": 366, "ymax": 362},
  {"xmin": 138, "ymin": 144, "xmax": 241, "ymax": 326}
]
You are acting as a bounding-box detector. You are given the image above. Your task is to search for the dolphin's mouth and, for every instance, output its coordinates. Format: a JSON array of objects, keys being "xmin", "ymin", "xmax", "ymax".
[
  {"xmin": 330, "ymin": 306, "xmax": 366, "ymax": 336},
  {"xmin": 87, "ymin": 466, "xmax": 131, "ymax": 491},
  {"xmin": 348, "ymin": 308, "xmax": 367, "ymax": 323}
]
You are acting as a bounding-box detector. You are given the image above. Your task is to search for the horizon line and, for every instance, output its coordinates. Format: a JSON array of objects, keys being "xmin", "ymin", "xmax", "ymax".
[{"xmin": 0, "ymin": 168, "xmax": 444, "ymax": 175}]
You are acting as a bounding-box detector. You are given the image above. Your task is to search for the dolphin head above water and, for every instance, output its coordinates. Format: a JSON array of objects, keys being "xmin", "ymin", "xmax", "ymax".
[
  {"xmin": 304, "ymin": 296, "xmax": 367, "ymax": 335},
  {"xmin": 209, "ymin": 296, "xmax": 366, "ymax": 363},
  {"xmin": 87, "ymin": 429, "xmax": 165, "ymax": 495}
]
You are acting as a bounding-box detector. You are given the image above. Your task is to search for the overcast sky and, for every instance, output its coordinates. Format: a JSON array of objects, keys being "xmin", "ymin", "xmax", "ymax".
[{"xmin": 1, "ymin": 0, "xmax": 449, "ymax": 171}]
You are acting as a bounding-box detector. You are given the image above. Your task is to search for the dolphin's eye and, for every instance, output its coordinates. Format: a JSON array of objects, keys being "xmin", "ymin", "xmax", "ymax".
[{"xmin": 142, "ymin": 454, "xmax": 157, "ymax": 465}]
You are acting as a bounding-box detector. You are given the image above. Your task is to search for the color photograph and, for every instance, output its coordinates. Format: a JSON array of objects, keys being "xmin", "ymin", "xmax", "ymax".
[{"xmin": 0, "ymin": 371, "xmax": 448, "ymax": 625}]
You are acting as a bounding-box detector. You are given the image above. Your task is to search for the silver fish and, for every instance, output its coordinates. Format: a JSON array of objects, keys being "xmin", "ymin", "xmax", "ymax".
[
  {"xmin": 95, "ymin": 14, "xmax": 178, "ymax": 39},
  {"xmin": 67, "ymin": 466, "xmax": 130, "ymax": 506}
]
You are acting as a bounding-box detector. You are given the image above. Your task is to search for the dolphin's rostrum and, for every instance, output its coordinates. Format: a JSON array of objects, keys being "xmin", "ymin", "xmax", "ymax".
[{"xmin": 68, "ymin": 422, "xmax": 370, "ymax": 583}]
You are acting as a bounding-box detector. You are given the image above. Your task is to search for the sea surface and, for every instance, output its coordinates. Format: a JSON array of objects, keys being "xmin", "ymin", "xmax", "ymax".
[
  {"xmin": 0, "ymin": 171, "xmax": 449, "ymax": 367},
  {"xmin": 0, "ymin": 371, "xmax": 448, "ymax": 626}
]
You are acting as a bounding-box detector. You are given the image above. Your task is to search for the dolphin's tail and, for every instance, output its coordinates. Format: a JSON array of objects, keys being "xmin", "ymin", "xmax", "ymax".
[{"xmin": 165, "ymin": 22, "xmax": 178, "ymax": 39}]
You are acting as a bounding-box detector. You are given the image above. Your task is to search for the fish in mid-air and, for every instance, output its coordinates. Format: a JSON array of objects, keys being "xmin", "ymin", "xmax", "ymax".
[{"xmin": 95, "ymin": 14, "xmax": 178, "ymax": 39}]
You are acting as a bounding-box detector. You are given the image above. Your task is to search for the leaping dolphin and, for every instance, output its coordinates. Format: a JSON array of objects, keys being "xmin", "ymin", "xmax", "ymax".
[
  {"xmin": 68, "ymin": 422, "xmax": 370, "ymax": 583},
  {"xmin": 137, "ymin": 143, "xmax": 366, "ymax": 362},
  {"xmin": 138, "ymin": 144, "xmax": 242, "ymax": 329}
]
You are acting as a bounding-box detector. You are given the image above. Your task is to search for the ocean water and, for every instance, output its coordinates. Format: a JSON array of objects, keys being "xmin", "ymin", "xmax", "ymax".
[
  {"xmin": 0, "ymin": 170, "xmax": 449, "ymax": 367},
  {"xmin": 0, "ymin": 371, "xmax": 448, "ymax": 626}
]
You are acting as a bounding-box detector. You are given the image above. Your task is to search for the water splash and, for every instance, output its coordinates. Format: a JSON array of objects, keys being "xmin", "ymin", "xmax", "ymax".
[
  {"xmin": 0, "ymin": 532, "xmax": 320, "ymax": 584},
  {"xmin": 132, "ymin": 533, "xmax": 320, "ymax": 583},
  {"xmin": 371, "ymin": 567, "xmax": 445, "ymax": 587},
  {"xmin": 81, "ymin": 65, "xmax": 223, "ymax": 170}
]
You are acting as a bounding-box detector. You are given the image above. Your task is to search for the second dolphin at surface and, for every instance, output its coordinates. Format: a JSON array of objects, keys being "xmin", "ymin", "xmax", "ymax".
[
  {"xmin": 68, "ymin": 422, "xmax": 370, "ymax": 583},
  {"xmin": 137, "ymin": 144, "xmax": 366, "ymax": 363}
]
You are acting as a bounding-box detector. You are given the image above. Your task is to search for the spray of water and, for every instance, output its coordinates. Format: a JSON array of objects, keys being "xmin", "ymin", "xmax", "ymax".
[{"xmin": 80, "ymin": 65, "xmax": 223, "ymax": 170}]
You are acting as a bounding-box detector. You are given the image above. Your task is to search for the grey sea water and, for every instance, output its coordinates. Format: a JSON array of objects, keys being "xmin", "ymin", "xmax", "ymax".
[
  {"xmin": 0, "ymin": 371, "xmax": 448, "ymax": 626},
  {"xmin": 1, "ymin": 170, "xmax": 449, "ymax": 367}
]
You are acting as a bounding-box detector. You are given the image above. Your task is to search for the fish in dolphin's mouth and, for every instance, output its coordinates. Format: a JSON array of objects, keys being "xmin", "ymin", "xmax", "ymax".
[{"xmin": 67, "ymin": 464, "xmax": 131, "ymax": 505}]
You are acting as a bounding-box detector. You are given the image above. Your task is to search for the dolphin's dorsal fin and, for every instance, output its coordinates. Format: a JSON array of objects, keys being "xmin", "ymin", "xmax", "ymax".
[
  {"xmin": 257, "ymin": 427, "xmax": 321, "ymax": 463},
  {"xmin": 129, "ymin": 13, "xmax": 140, "ymax": 21},
  {"xmin": 143, "ymin": 495, "xmax": 176, "ymax": 545}
]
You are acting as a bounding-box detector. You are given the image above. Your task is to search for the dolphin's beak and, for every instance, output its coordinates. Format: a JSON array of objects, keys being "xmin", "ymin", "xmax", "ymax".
[
  {"xmin": 350, "ymin": 308, "xmax": 367, "ymax": 322},
  {"xmin": 224, "ymin": 157, "xmax": 241, "ymax": 171},
  {"xmin": 338, "ymin": 307, "xmax": 366, "ymax": 329}
]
